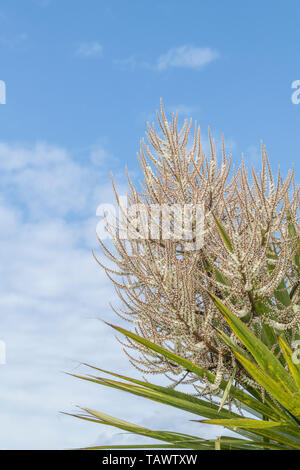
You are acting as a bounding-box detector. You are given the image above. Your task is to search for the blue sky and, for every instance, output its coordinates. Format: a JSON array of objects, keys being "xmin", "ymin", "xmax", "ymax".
[
  {"xmin": 0, "ymin": 0, "xmax": 300, "ymax": 449},
  {"xmin": 1, "ymin": 0, "xmax": 300, "ymax": 168}
]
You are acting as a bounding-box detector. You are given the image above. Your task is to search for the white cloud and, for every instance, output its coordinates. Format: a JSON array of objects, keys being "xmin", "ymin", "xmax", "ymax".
[
  {"xmin": 168, "ymin": 104, "xmax": 199, "ymax": 116},
  {"xmin": 90, "ymin": 146, "xmax": 117, "ymax": 166},
  {"xmin": 76, "ymin": 41, "xmax": 103, "ymax": 58},
  {"xmin": 0, "ymin": 141, "xmax": 119, "ymax": 219},
  {"xmin": 113, "ymin": 55, "xmax": 138, "ymax": 70},
  {"xmin": 0, "ymin": 141, "xmax": 137, "ymax": 449},
  {"xmin": 115, "ymin": 46, "xmax": 218, "ymax": 72},
  {"xmin": 156, "ymin": 45, "xmax": 219, "ymax": 70}
]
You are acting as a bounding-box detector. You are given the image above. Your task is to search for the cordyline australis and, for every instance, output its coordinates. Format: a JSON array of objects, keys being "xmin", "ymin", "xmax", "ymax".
[{"xmin": 95, "ymin": 101, "xmax": 299, "ymax": 406}]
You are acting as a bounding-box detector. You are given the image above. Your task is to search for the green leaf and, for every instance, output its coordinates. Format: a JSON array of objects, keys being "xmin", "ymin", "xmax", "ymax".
[
  {"xmin": 287, "ymin": 218, "xmax": 300, "ymax": 270},
  {"xmin": 83, "ymin": 444, "xmax": 185, "ymax": 449},
  {"xmin": 69, "ymin": 372, "xmax": 240, "ymax": 420},
  {"xmin": 81, "ymin": 363, "xmax": 282, "ymax": 425},
  {"xmin": 200, "ymin": 418, "xmax": 282, "ymax": 429},
  {"xmin": 218, "ymin": 367, "xmax": 236, "ymax": 412},
  {"xmin": 66, "ymin": 409, "xmax": 219, "ymax": 450},
  {"xmin": 231, "ymin": 350, "xmax": 300, "ymax": 419},
  {"xmin": 79, "ymin": 364, "xmax": 213, "ymax": 406},
  {"xmin": 213, "ymin": 215, "xmax": 234, "ymax": 253},
  {"xmin": 211, "ymin": 293, "xmax": 298, "ymax": 395},
  {"xmin": 200, "ymin": 417, "xmax": 300, "ymax": 449},
  {"xmin": 279, "ymin": 337, "xmax": 300, "ymax": 391},
  {"xmin": 104, "ymin": 322, "xmax": 280, "ymax": 421}
]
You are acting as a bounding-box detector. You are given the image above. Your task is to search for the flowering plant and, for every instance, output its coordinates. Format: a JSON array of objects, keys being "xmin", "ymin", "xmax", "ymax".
[
  {"xmin": 94, "ymin": 101, "xmax": 299, "ymax": 399},
  {"xmin": 69, "ymin": 103, "xmax": 300, "ymax": 450}
]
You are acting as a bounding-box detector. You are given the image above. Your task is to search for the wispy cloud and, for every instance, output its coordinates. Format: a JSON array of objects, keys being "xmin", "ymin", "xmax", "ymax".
[
  {"xmin": 90, "ymin": 146, "xmax": 117, "ymax": 166},
  {"xmin": 115, "ymin": 45, "xmax": 219, "ymax": 71},
  {"xmin": 113, "ymin": 55, "xmax": 138, "ymax": 70},
  {"xmin": 0, "ymin": 141, "xmax": 121, "ymax": 218},
  {"xmin": 156, "ymin": 45, "xmax": 219, "ymax": 70},
  {"xmin": 168, "ymin": 104, "xmax": 199, "ymax": 116},
  {"xmin": 76, "ymin": 41, "xmax": 103, "ymax": 58},
  {"xmin": 0, "ymin": 33, "xmax": 28, "ymax": 49}
]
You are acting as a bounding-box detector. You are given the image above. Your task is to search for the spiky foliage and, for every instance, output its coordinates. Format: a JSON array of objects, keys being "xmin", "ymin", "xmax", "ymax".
[
  {"xmin": 70, "ymin": 301, "xmax": 300, "ymax": 450},
  {"xmin": 95, "ymin": 101, "xmax": 299, "ymax": 398}
]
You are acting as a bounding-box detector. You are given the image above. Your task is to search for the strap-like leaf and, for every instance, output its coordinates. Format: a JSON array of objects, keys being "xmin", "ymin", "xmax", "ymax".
[
  {"xmin": 231, "ymin": 350, "xmax": 300, "ymax": 419},
  {"xmin": 69, "ymin": 372, "xmax": 241, "ymax": 420},
  {"xmin": 279, "ymin": 337, "xmax": 300, "ymax": 391},
  {"xmin": 104, "ymin": 321, "xmax": 280, "ymax": 420},
  {"xmin": 213, "ymin": 215, "xmax": 234, "ymax": 253},
  {"xmin": 218, "ymin": 367, "xmax": 236, "ymax": 412},
  {"xmin": 211, "ymin": 293, "xmax": 298, "ymax": 394}
]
